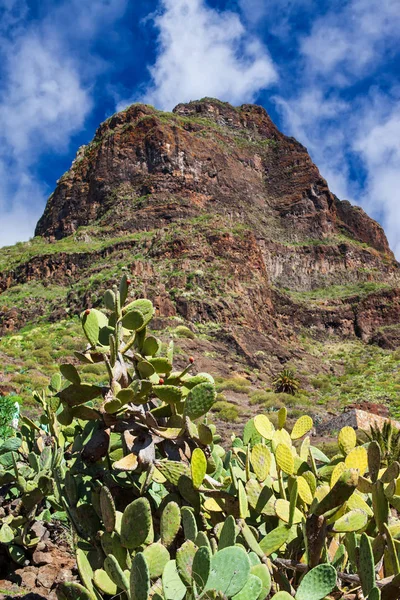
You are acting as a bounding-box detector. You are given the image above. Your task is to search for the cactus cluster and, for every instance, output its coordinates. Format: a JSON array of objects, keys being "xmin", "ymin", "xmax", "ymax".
[{"xmin": 3, "ymin": 276, "xmax": 400, "ymax": 599}]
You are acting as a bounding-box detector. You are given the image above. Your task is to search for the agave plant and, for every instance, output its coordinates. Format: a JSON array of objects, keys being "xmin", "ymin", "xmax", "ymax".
[{"xmin": 272, "ymin": 368, "xmax": 300, "ymax": 395}]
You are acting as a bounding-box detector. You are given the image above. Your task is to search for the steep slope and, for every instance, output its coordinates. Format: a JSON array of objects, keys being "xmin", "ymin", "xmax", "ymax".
[{"xmin": 1, "ymin": 98, "xmax": 400, "ymax": 423}]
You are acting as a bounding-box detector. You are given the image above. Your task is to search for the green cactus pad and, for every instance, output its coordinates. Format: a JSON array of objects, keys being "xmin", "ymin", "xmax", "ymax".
[
  {"xmin": 295, "ymin": 563, "xmax": 337, "ymax": 600},
  {"xmin": 291, "ymin": 415, "xmax": 313, "ymax": 440},
  {"xmin": 0, "ymin": 523, "xmax": 14, "ymax": 544},
  {"xmin": 231, "ymin": 574, "xmax": 262, "ymax": 600},
  {"xmin": 359, "ymin": 533, "xmax": 376, "ymax": 597},
  {"xmin": 184, "ymin": 382, "xmax": 216, "ymax": 420},
  {"xmin": 275, "ymin": 498, "xmax": 303, "ymax": 525},
  {"xmin": 218, "ymin": 514, "xmax": 236, "ymax": 549},
  {"xmin": 120, "ymin": 497, "xmax": 152, "ymax": 549},
  {"xmin": 76, "ymin": 549, "xmax": 94, "ymax": 594},
  {"xmin": 60, "ymin": 363, "xmax": 81, "ymax": 385},
  {"xmin": 206, "ymin": 546, "xmax": 251, "ymax": 597},
  {"xmin": 162, "ymin": 560, "xmax": 187, "ymax": 600},
  {"xmin": 143, "ymin": 543, "xmax": 170, "ymax": 578},
  {"xmin": 124, "ymin": 299, "xmax": 154, "ymax": 327},
  {"xmin": 251, "ymin": 564, "xmax": 271, "ymax": 600},
  {"xmin": 251, "ymin": 444, "xmax": 271, "ymax": 481},
  {"xmin": 333, "ymin": 508, "xmax": 368, "ymax": 532},
  {"xmin": 181, "ymin": 506, "xmax": 198, "ymax": 542},
  {"xmin": 191, "ymin": 447, "xmax": 207, "ymax": 489},
  {"xmin": 153, "ymin": 385, "xmax": 183, "ymax": 404},
  {"xmin": 121, "ymin": 309, "xmax": 144, "ymax": 331},
  {"xmin": 182, "ymin": 373, "xmax": 215, "ymax": 389},
  {"xmin": 104, "ymin": 555, "xmax": 129, "ymax": 590},
  {"xmin": 93, "ymin": 569, "xmax": 118, "ymax": 595},
  {"xmin": 81, "ymin": 309, "xmax": 108, "ymax": 347},
  {"xmin": 142, "ymin": 335, "xmax": 161, "ymax": 356},
  {"xmin": 130, "ymin": 552, "xmax": 150, "ymax": 600},
  {"xmin": 313, "ymin": 469, "xmax": 358, "ymax": 517},
  {"xmin": 259, "ymin": 525, "xmax": 290, "ymax": 555},
  {"xmin": 161, "ymin": 501, "xmax": 181, "ymax": 547},
  {"xmin": 269, "ymin": 594, "xmax": 292, "ymax": 600},
  {"xmin": 56, "ymin": 582, "xmax": 95, "ymax": 600},
  {"xmin": 192, "ymin": 545, "xmax": 211, "ymax": 593},
  {"xmin": 176, "ymin": 539, "xmax": 197, "ymax": 586},
  {"xmin": 156, "ymin": 460, "xmax": 190, "ymax": 485},
  {"xmin": 367, "ymin": 587, "xmax": 381, "ymax": 600},
  {"xmin": 149, "ymin": 357, "xmax": 173, "ymax": 374},
  {"xmin": 99, "ymin": 486, "xmax": 116, "ymax": 533}
]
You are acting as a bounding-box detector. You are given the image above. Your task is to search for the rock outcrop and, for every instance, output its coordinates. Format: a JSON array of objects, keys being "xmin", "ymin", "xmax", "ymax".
[{"xmin": 1, "ymin": 98, "xmax": 399, "ymax": 348}]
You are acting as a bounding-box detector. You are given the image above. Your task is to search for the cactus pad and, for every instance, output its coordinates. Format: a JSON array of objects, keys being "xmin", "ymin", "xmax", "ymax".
[
  {"xmin": 259, "ymin": 525, "xmax": 290, "ymax": 555},
  {"xmin": 275, "ymin": 443, "xmax": 294, "ymax": 475},
  {"xmin": 206, "ymin": 547, "xmax": 251, "ymax": 597},
  {"xmin": 359, "ymin": 533, "xmax": 375, "ymax": 597},
  {"xmin": 333, "ymin": 508, "xmax": 368, "ymax": 532},
  {"xmin": 153, "ymin": 385, "xmax": 183, "ymax": 404},
  {"xmin": 184, "ymin": 382, "xmax": 216, "ymax": 420},
  {"xmin": 192, "ymin": 545, "xmax": 211, "ymax": 592},
  {"xmin": 232, "ymin": 574, "xmax": 262, "ymax": 600},
  {"xmin": 251, "ymin": 564, "xmax": 271, "ymax": 600},
  {"xmin": 99, "ymin": 486, "xmax": 116, "ymax": 533},
  {"xmin": 275, "ymin": 499, "xmax": 303, "ymax": 524},
  {"xmin": 297, "ymin": 475, "xmax": 313, "ymax": 505},
  {"xmin": 56, "ymin": 582, "xmax": 95, "ymax": 600},
  {"xmin": 176, "ymin": 539, "xmax": 197, "ymax": 585},
  {"xmin": 130, "ymin": 552, "xmax": 150, "ymax": 600},
  {"xmin": 104, "ymin": 555, "xmax": 129, "ymax": 591},
  {"xmin": 218, "ymin": 514, "xmax": 237, "ymax": 549},
  {"xmin": 253, "ymin": 415, "xmax": 274, "ymax": 440},
  {"xmin": 162, "ymin": 560, "xmax": 187, "ymax": 600},
  {"xmin": 120, "ymin": 497, "xmax": 152, "ymax": 549},
  {"xmin": 291, "ymin": 415, "xmax": 313, "ymax": 440},
  {"xmin": 278, "ymin": 407, "xmax": 287, "ymax": 429},
  {"xmin": 251, "ymin": 444, "xmax": 271, "ymax": 481},
  {"xmin": 181, "ymin": 506, "xmax": 198, "ymax": 542},
  {"xmin": 295, "ymin": 563, "xmax": 337, "ymax": 600},
  {"xmin": 338, "ymin": 426, "xmax": 357, "ymax": 456},
  {"xmin": 345, "ymin": 446, "xmax": 368, "ymax": 476},
  {"xmin": 191, "ymin": 448, "xmax": 207, "ymax": 489},
  {"xmin": 160, "ymin": 501, "xmax": 181, "ymax": 547},
  {"xmin": 93, "ymin": 569, "xmax": 118, "ymax": 595},
  {"xmin": 143, "ymin": 543, "xmax": 170, "ymax": 578}
]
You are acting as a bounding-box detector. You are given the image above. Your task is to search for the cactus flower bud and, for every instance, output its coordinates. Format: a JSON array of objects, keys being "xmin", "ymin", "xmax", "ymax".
[
  {"xmin": 189, "ymin": 356, "xmax": 195, "ymax": 363},
  {"xmin": 159, "ymin": 378, "xmax": 164, "ymax": 385},
  {"xmin": 85, "ymin": 309, "xmax": 90, "ymax": 315}
]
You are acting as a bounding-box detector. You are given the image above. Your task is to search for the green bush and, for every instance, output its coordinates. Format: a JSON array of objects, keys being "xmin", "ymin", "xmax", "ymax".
[
  {"xmin": 215, "ymin": 375, "xmax": 251, "ymax": 393},
  {"xmin": 173, "ymin": 325, "xmax": 195, "ymax": 339},
  {"xmin": 0, "ymin": 395, "xmax": 19, "ymax": 439}
]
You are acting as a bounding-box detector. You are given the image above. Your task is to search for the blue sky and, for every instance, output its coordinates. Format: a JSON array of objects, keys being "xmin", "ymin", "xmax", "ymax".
[{"xmin": 1, "ymin": 0, "xmax": 399, "ymax": 256}]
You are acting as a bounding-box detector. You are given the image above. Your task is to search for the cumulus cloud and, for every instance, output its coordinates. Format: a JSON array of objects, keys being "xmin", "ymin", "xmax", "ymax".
[
  {"xmin": 301, "ymin": 0, "xmax": 400, "ymax": 82},
  {"xmin": 120, "ymin": 0, "xmax": 277, "ymax": 111},
  {"xmin": 353, "ymin": 94, "xmax": 400, "ymax": 256},
  {"xmin": 0, "ymin": 0, "xmax": 128, "ymax": 248},
  {"xmin": 274, "ymin": 0, "xmax": 400, "ymax": 256}
]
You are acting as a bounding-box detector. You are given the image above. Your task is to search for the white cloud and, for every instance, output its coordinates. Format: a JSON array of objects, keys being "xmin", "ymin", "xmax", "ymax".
[
  {"xmin": 353, "ymin": 94, "xmax": 400, "ymax": 256},
  {"xmin": 120, "ymin": 0, "xmax": 277, "ymax": 111},
  {"xmin": 0, "ymin": 0, "xmax": 128, "ymax": 248},
  {"xmin": 301, "ymin": 0, "xmax": 400, "ymax": 81},
  {"xmin": 274, "ymin": 0, "xmax": 400, "ymax": 256}
]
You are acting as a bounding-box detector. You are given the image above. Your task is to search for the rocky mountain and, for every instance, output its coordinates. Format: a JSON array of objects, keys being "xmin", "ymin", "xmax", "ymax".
[{"xmin": 1, "ymin": 98, "xmax": 400, "ymax": 424}]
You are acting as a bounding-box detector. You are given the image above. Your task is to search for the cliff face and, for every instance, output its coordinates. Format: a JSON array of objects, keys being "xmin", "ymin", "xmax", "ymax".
[{"xmin": 2, "ymin": 99, "xmax": 399, "ymax": 350}]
